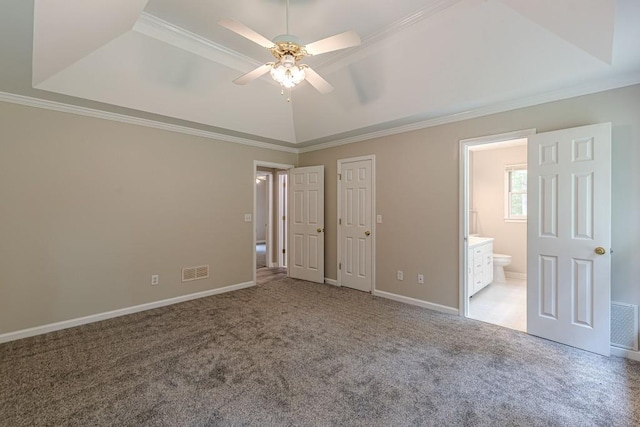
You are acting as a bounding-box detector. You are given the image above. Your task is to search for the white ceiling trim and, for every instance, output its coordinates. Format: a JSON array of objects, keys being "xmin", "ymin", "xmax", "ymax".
[
  {"xmin": 0, "ymin": 92, "xmax": 297, "ymax": 154},
  {"xmin": 1, "ymin": 73, "xmax": 638, "ymax": 157},
  {"xmin": 298, "ymin": 72, "xmax": 640, "ymax": 153},
  {"xmin": 133, "ymin": 12, "xmax": 263, "ymax": 75}
]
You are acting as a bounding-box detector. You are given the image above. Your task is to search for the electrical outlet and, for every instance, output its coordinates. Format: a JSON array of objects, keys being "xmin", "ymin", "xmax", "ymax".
[
  {"xmin": 151, "ymin": 275, "xmax": 159, "ymax": 286},
  {"xmin": 417, "ymin": 274, "xmax": 424, "ymax": 284},
  {"xmin": 244, "ymin": 213, "xmax": 252, "ymax": 222},
  {"xmin": 397, "ymin": 270, "xmax": 404, "ymax": 281}
]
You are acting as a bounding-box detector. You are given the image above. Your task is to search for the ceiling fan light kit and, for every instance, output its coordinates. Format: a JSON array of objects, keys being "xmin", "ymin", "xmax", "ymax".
[{"xmin": 219, "ymin": 0, "xmax": 360, "ymax": 98}]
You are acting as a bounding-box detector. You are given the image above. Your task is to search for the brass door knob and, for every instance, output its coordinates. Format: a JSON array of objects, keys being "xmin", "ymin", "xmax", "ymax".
[
  {"xmin": 317, "ymin": 228, "xmax": 324, "ymax": 233},
  {"xmin": 365, "ymin": 230, "xmax": 371, "ymax": 236},
  {"xmin": 595, "ymin": 247, "xmax": 606, "ymax": 255}
]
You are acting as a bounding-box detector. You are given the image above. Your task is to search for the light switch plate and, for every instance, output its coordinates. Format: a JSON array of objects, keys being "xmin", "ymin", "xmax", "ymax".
[
  {"xmin": 244, "ymin": 214, "xmax": 252, "ymax": 222},
  {"xmin": 377, "ymin": 215, "xmax": 383, "ymax": 223}
]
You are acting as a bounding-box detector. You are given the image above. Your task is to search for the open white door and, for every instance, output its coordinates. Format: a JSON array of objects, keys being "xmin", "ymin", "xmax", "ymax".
[
  {"xmin": 528, "ymin": 123, "xmax": 611, "ymax": 356},
  {"xmin": 288, "ymin": 166, "xmax": 324, "ymax": 283},
  {"xmin": 339, "ymin": 157, "xmax": 374, "ymax": 292}
]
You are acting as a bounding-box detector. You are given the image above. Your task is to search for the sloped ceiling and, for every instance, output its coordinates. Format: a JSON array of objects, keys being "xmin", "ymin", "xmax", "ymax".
[{"xmin": 10, "ymin": 0, "xmax": 640, "ymax": 148}]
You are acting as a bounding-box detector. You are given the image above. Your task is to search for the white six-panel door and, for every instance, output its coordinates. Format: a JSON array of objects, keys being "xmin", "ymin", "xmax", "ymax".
[
  {"xmin": 339, "ymin": 158, "xmax": 374, "ymax": 292},
  {"xmin": 288, "ymin": 166, "xmax": 324, "ymax": 283},
  {"xmin": 527, "ymin": 123, "xmax": 611, "ymax": 356}
]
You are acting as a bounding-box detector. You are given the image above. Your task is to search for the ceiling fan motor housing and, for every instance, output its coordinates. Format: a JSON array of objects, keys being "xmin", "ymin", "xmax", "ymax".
[{"xmin": 271, "ymin": 34, "xmax": 307, "ymax": 63}]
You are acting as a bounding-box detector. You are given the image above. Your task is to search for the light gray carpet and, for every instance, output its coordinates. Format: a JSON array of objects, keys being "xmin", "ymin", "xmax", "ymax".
[{"xmin": 1, "ymin": 277, "xmax": 640, "ymax": 426}]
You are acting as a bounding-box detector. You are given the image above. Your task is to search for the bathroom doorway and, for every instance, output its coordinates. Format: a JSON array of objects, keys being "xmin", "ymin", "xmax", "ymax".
[{"xmin": 460, "ymin": 131, "xmax": 532, "ymax": 332}]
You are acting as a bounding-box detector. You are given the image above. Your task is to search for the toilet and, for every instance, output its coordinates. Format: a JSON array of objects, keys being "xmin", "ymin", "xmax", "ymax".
[{"xmin": 492, "ymin": 254, "xmax": 512, "ymax": 283}]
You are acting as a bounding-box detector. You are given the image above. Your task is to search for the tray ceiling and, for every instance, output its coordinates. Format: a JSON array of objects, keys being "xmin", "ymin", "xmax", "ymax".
[{"xmin": 3, "ymin": 0, "xmax": 640, "ymax": 149}]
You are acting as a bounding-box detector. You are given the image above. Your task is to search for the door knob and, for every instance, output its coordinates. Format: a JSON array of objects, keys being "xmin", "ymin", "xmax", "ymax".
[
  {"xmin": 365, "ymin": 230, "xmax": 371, "ymax": 236},
  {"xmin": 595, "ymin": 247, "xmax": 606, "ymax": 255},
  {"xmin": 317, "ymin": 228, "xmax": 324, "ymax": 233}
]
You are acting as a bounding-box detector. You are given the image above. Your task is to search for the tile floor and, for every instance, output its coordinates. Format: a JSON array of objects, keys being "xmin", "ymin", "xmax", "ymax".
[{"xmin": 468, "ymin": 277, "xmax": 527, "ymax": 332}]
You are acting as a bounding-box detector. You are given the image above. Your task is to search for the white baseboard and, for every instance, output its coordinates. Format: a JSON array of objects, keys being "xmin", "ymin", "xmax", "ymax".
[
  {"xmin": 611, "ymin": 346, "xmax": 640, "ymax": 362},
  {"xmin": 324, "ymin": 278, "xmax": 338, "ymax": 286},
  {"xmin": 505, "ymin": 272, "xmax": 527, "ymax": 280},
  {"xmin": 0, "ymin": 281, "xmax": 254, "ymax": 344},
  {"xmin": 256, "ymin": 240, "xmax": 266, "ymax": 244},
  {"xmin": 373, "ymin": 290, "xmax": 459, "ymax": 315}
]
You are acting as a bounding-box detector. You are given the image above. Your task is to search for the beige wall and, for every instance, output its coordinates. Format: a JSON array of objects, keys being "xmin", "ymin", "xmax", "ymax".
[
  {"xmin": 299, "ymin": 84, "xmax": 640, "ymax": 310},
  {"xmin": 0, "ymin": 102, "xmax": 296, "ymax": 334},
  {"xmin": 471, "ymin": 145, "xmax": 527, "ymax": 275}
]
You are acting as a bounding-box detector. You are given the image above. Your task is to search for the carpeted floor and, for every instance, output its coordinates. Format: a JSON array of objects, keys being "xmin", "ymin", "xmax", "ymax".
[{"xmin": 1, "ymin": 277, "xmax": 640, "ymax": 426}]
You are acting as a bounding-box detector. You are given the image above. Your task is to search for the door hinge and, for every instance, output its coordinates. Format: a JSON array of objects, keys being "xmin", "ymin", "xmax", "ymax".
[
  {"xmin": 338, "ymin": 173, "xmax": 342, "ymax": 180},
  {"xmin": 282, "ymin": 215, "xmax": 286, "ymax": 221},
  {"xmin": 339, "ymin": 262, "xmax": 342, "ymax": 270},
  {"xmin": 283, "ymin": 182, "xmax": 286, "ymax": 188},
  {"xmin": 339, "ymin": 218, "xmax": 342, "ymax": 225},
  {"xmin": 282, "ymin": 249, "xmax": 286, "ymax": 254}
]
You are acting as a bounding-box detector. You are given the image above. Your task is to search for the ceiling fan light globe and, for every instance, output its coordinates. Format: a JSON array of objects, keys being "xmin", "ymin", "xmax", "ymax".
[
  {"xmin": 291, "ymin": 66, "xmax": 306, "ymax": 84},
  {"xmin": 270, "ymin": 64, "xmax": 287, "ymax": 81}
]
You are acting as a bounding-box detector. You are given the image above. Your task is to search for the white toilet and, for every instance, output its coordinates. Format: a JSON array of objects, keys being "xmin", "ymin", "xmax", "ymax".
[{"xmin": 492, "ymin": 254, "xmax": 512, "ymax": 283}]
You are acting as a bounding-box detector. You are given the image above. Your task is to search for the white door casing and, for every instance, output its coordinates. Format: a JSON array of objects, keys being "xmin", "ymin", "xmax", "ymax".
[
  {"xmin": 288, "ymin": 166, "xmax": 325, "ymax": 283},
  {"xmin": 338, "ymin": 157, "xmax": 375, "ymax": 292},
  {"xmin": 527, "ymin": 123, "xmax": 611, "ymax": 356}
]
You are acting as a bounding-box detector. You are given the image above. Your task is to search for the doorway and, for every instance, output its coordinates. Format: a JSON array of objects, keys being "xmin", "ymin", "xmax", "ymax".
[
  {"xmin": 465, "ymin": 138, "xmax": 528, "ymax": 332},
  {"xmin": 460, "ymin": 124, "xmax": 612, "ymax": 356},
  {"xmin": 254, "ymin": 161, "xmax": 294, "ymax": 286}
]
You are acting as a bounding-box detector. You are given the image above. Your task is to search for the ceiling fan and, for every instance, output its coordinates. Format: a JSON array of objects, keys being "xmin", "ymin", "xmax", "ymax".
[{"xmin": 219, "ymin": 0, "xmax": 361, "ymax": 96}]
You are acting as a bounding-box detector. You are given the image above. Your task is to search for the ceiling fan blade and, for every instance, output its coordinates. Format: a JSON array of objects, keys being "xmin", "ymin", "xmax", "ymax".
[
  {"xmin": 219, "ymin": 19, "xmax": 275, "ymax": 49},
  {"xmin": 304, "ymin": 30, "xmax": 361, "ymax": 56},
  {"xmin": 233, "ymin": 63, "xmax": 273, "ymax": 85},
  {"xmin": 304, "ymin": 67, "xmax": 334, "ymax": 94}
]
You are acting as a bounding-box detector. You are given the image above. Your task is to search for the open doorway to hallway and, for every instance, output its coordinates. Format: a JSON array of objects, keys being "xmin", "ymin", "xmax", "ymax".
[{"xmin": 254, "ymin": 162, "xmax": 292, "ymax": 284}]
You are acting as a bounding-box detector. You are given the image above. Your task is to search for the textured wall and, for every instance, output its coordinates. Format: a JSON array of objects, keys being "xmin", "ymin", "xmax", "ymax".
[{"xmin": 0, "ymin": 102, "xmax": 296, "ymax": 334}]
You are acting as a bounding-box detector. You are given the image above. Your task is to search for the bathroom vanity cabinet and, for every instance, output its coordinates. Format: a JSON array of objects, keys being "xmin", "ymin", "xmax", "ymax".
[{"xmin": 467, "ymin": 237, "xmax": 493, "ymax": 297}]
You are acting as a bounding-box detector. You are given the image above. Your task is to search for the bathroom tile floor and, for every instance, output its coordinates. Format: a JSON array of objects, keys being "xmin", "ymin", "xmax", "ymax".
[{"xmin": 468, "ymin": 277, "xmax": 526, "ymax": 332}]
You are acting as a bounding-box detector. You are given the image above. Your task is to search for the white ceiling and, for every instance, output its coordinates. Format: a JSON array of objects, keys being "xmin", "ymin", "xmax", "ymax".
[{"xmin": 7, "ymin": 1, "xmax": 640, "ymax": 149}]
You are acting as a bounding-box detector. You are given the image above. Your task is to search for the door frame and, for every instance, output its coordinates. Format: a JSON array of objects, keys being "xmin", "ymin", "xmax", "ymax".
[
  {"xmin": 458, "ymin": 129, "xmax": 536, "ymax": 316},
  {"xmin": 253, "ymin": 161, "xmax": 294, "ymax": 286},
  {"xmin": 255, "ymin": 170, "xmax": 272, "ymax": 247},
  {"xmin": 337, "ymin": 155, "xmax": 376, "ymax": 292},
  {"xmin": 277, "ymin": 171, "xmax": 288, "ymax": 268}
]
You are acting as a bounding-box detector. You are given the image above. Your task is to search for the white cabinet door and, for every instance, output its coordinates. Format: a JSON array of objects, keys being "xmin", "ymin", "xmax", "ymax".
[
  {"xmin": 527, "ymin": 123, "xmax": 611, "ymax": 356},
  {"xmin": 288, "ymin": 166, "xmax": 324, "ymax": 283}
]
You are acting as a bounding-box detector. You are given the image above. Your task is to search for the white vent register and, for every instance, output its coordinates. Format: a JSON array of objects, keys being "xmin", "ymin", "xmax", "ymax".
[
  {"xmin": 182, "ymin": 265, "xmax": 210, "ymax": 283},
  {"xmin": 611, "ymin": 302, "xmax": 639, "ymax": 351}
]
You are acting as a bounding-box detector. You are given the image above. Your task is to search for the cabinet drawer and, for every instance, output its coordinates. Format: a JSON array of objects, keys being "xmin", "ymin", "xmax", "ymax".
[
  {"xmin": 483, "ymin": 242, "xmax": 493, "ymax": 254},
  {"xmin": 473, "ymin": 247, "xmax": 483, "ymax": 257}
]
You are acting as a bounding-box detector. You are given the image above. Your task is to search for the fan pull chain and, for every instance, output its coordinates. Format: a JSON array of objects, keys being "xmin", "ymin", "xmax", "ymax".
[{"xmin": 280, "ymin": 88, "xmax": 292, "ymax": 103}]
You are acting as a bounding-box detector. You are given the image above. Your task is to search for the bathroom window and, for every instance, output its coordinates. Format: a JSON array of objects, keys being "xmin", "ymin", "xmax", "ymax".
[{"xmin": 505, "ymin": 164, "xmax": 527, "ymax": 221}]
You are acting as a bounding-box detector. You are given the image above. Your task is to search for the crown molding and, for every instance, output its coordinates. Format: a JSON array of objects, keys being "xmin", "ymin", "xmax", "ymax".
[
  {"xmin": 134, "ymin": 12, "xmax": 262, "ymax": 75},
  {"xmin": 0, "ymin": 92, "xmax": 298, "ymax": 154},
  {"xmin": 298, "ymin": 73, "xmax": 640, "ymax": 153},
  {"xmin": 2, "ymin": 73, "xmax": 638, "ymax": 157}
]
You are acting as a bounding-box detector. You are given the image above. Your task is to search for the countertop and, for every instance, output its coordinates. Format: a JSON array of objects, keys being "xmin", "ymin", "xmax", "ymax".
[{"xmin": 468, "ymin": 236, "xmax": 494, "ymax": 248}]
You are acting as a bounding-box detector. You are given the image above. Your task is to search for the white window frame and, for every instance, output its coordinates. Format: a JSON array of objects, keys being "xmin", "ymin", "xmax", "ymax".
[{"xmin": 504, "ymin": 164, "xmax": 527, "ymax": 222}]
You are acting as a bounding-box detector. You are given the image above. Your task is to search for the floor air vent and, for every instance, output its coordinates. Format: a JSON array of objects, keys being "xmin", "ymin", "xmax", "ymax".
[
  {"xmin": 611, "ymin": 302, "xmax": 638, "ymax": 351},
  {"xmin": 182, "ymin": 265, "xmax": 209, "ymax": 283}
]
